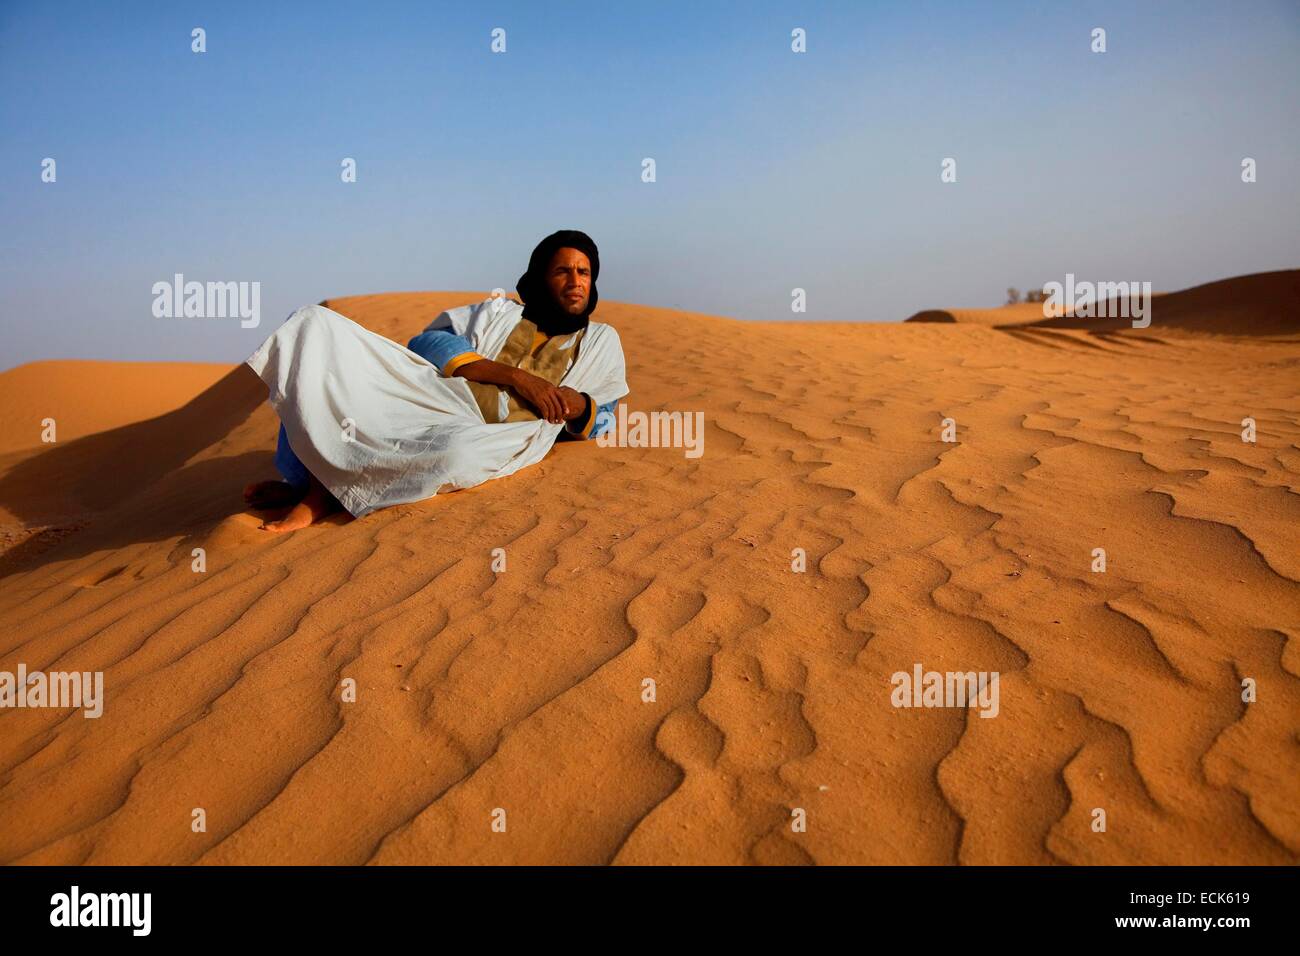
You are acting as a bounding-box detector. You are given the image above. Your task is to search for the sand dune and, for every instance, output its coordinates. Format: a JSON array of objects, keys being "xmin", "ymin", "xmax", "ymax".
[
  {"xmin": 0, "ymin": 360, "xmax": 240, "ymax": 565},
  {"xmin": 0, "ymin": 280, "xmax": 1297, "ymax": 865},
  {"xmin": 0, "ymin": 360, "xmax": 232, "ymax": 457},
  {"xmin": 906, "ymin": 270, "xmax": 1300, "ymax": 337},
  {"xmin": 905, "ymin": 302, "xmax": 1062, "ymax": 327}
]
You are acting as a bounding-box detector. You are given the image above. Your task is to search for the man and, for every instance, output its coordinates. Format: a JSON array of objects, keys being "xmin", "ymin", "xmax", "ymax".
[{"xmin": 242, "ymin": 230, "xmax": 628, "ymax": 532}]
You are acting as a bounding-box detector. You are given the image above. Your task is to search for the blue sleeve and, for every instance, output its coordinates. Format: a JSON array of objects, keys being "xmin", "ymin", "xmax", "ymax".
[
  {"xmin": 591, "ymin": 398, "xmax": 619, "ymax": 438},
  {"xmin": 407, "ymin": 328, "xmax": 480, "ymax": 374}
]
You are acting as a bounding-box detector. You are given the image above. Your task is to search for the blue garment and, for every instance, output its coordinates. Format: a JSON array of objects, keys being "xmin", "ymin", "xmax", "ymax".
[
  {"xmin": 407, "ymin": 328, "xmax": 477, "ymax": 373},
  {"xmin": 274, "ymin": 423, "xmax": 312, "ymax": 490},
  {"xmin": 586, "ymin": 397, "xmax": 620, "ymax": 439}
]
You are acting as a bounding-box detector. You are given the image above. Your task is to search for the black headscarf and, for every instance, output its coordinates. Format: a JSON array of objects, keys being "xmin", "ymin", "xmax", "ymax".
[{"xmin": 515, "ymin": 229, "xmax": 600, "ymax": 336}]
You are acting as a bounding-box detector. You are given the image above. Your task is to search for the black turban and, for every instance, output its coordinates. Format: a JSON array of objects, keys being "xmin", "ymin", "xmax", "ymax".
[{"xmin": 515, "ymin": 229, "xmax": 600, "ymax": 336}]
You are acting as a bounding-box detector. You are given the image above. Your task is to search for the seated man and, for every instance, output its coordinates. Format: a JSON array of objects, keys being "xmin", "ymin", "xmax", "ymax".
[{"xmin": 242, "ymin": 230, "xmax": 628, "ymax": 532}]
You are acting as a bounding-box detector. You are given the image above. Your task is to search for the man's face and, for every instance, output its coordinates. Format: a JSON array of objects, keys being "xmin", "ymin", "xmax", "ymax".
[{"xmin": 546, "ymin": 247, "xmax": 592, "ymax": 316}]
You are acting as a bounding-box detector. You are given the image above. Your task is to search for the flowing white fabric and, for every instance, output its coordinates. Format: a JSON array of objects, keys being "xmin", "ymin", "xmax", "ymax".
[{"xmin": 245, "ymin": 300, "xmax": 628, "ymax": 517}]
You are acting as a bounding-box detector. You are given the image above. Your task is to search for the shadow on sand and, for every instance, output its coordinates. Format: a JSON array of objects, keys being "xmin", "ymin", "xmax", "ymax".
[{"xmin": 0, "ymin": 365, "xmax": 282, "ymax": 579}]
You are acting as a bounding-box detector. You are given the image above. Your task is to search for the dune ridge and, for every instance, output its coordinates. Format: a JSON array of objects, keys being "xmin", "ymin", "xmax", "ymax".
[
  {"xmin": 0, "ymin": 277, "xmax": 1297, "ymax": 865},
  {"xmin": 906, "ymin": 269, "xmax": 1300, "ymax": 338}
]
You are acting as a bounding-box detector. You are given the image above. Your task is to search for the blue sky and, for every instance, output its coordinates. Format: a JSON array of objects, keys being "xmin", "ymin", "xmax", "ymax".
[{"xmin": 2, "ymin": 0, "xmax": 1297, "ymax": 368}]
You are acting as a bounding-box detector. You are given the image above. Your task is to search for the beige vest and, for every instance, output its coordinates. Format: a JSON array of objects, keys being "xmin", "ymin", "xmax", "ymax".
[{"xmin": 466, "ymin": 318, "xmax": 586, "ymax": 423}]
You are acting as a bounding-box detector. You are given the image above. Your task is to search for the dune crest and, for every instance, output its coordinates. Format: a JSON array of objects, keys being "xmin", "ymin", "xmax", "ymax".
[{"xmin": 0, "ymin": 284, "xmax": 1297, "ymax": 865}]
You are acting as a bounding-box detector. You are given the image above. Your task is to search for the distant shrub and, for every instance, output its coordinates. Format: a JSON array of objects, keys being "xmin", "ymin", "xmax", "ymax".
[{"xmin": 1007, "ymin": 286, "xmax": 1049, "ymax": 305}]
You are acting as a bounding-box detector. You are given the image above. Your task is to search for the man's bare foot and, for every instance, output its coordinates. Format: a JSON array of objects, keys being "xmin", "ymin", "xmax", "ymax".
[
  {"xmin": 260, "ymin": 476, "xmax": 341, "ymax": 533},
  {"xmin": 243, "ymin": 480, "xmax": 304, "ymax": 510}
]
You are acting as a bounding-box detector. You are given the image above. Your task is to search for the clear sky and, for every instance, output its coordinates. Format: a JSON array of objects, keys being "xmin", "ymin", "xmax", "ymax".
[{"xmin": 2, "ymin": 0, "xmax": 1297, "ymax": 369}]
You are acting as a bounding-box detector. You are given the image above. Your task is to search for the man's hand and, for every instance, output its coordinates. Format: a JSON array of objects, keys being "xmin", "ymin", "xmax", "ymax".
[
  {"xmin": 557, "ymin": 387, "xmax": 588, "ymax": 422},
  {"xmin": 509, "ymin": 370, "xmax": 569, "ymax": 423},
  {"xmin": 452, "ymin": 359, "xmax": 585, "ymax": 425}
]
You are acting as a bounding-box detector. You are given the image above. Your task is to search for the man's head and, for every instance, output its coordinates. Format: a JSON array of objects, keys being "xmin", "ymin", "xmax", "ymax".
[
  {"xmin": 516, "ymin": 229, "xmax": 601, "ymax": 335},
  {"xmin": 546, "ymin": 246, "xmax": 593, "ymax": 316}
]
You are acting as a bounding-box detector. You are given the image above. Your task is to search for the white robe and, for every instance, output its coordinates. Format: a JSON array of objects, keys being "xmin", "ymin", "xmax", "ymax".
[{"xmin": 244, "ymin": 299, "xmax": 628, "ymax": 517}]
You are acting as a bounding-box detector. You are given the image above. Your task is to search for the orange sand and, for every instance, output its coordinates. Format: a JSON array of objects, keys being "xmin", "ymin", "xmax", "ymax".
[{"xmin": 0, "ymin": 276, "xmax": 1297, "ymax": 865}]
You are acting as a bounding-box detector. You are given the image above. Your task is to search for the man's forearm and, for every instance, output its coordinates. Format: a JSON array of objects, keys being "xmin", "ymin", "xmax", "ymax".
[
  {"xmin": 453, "ymin": 360, "xmax": 579, "ymax": 424},
  {"xmin": 451, "ymin": 358, "xmax": 522, "ymax": 388}
]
